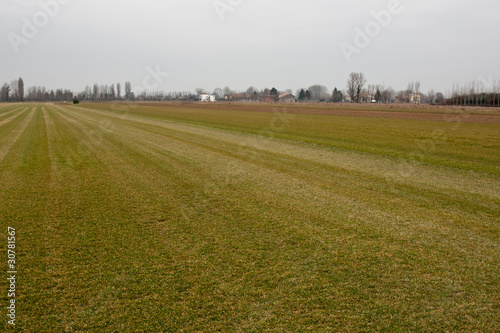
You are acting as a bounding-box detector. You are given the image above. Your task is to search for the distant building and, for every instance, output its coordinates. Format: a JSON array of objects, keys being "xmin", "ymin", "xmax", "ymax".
[
  {"xmin": 224, "ymin": 93, "xmax": 245, "ymax": 101},
  {"xmin": 410, "ymin": 94, "xmax": 421, "ymax": 104},
  {"xmin": 259, "ymin": 95, "xmax": 276, "ymax": 103},
  {"xmin": 200, "ymin": 93, "xmax": 216, "ymax": 102},
  {"xmin": 224, "ymin": 93, "xmax": 258, "ymax": 102},
  {"xmin": 278, "ymin": 93, "xmax": 296, "ymax": 103}
]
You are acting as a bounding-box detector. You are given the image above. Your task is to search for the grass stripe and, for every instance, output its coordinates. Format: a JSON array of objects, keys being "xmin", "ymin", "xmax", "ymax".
[
  {"xmin": 0, "ymin": 107, "xmax": 35, "ymax": 164},
  {"xmin": 1, "ymin": 103, "xmax": 498, "ymax": 331}
]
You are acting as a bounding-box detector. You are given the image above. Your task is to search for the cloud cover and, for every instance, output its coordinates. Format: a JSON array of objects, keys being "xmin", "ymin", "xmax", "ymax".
[{"xmin": 1, "ymin": 0, "xmax": 499, "ymax": 94}]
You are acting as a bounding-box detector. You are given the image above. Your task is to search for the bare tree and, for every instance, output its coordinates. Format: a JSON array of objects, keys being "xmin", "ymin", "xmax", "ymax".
[
  {"xmin": 405, "ymin": 82, "xmax": 414, "ymax": 103},
  {"xmin": 308, "ymin": 84, "xmax": 329, "ymax": 101},
  {"xmin": 374, "ymin": 84, "xmax": 383, "ymax": 102},
  {"xmin": 381, "ymin": 90, "xmax": 388, "ymax": 103},
  {"xmin": 83, "ymin": 85, "xmax": 92, "ymax": 100},
  {"xmin": 356, "ymin": 73, "xmax": 366, "ymax": 103},
  {"xmin": 213, "ymin": 88, "xmax": 223, "ymax": 100},
  {"xmin": 125, "ymin": 81, "xmax": 132, "ymax": 99},
  {"xmin": 496, "ymin": 80, "xmax": 500, "ymax": 106},
  {"xmin": 93, "ymin": 83, "xmax": 99, "ymax": 100},
  {"xmin": 346, "ymin": 72, "xmax": 367, "ymax": 103},
  {"xmin": 246, "ymin": 86, "xmax": 257, "ymax": 95},
  {"xmin": 428, "ymin": 89, "xmax": 436, "ymax": 105},
  {"xmin": 477, "ymin": 81, "xmax": 485, "ymax": 105},
  {"xmin": 110, "ymin": 84, "xmax": 116, "ymax": 100},
  {"xmin": 436, "ymin": 92, "xmax": 444, "ymax": 105},
  {"xmin": 116, "ymin": 83, "xmax": 121, "ymax": 99},
  {"xmin": 296, "ymin": 89, "xmax": 303, "ymax": 100},
  {"xmin": 385, "ymin": 87, "xmax": 395, "ymax": 103},
  {"xmin": 407, "ymin": 82, "xmax": 414, "ymax": 94},
  {"xmin": 346, "ymin": 72, "xmax": 357, "ymax": 102},
  {"xmin": 374, "ymin": 88, "xmax": 382, "ymax": 103},
  {"xmin": 360, "ymin": 88, "xmax": 368, "ymax": 103},
  {"xmin": 10, "ymin": 79, "xmax": 19, "ymax": 101},
  {"xmin": 55, "ymin": 89, "xmax": 63, "ymax": 101},
  {"xmin": 26, "ymin": 86, "xmax": 47, "ymax": 102},
  {"xmin": 1, "ymin": 83, "xmax": 10, "ymax": 102},
  {"xmin": 103, "ymin": 85, "xmax": 109, "ymax": 100},
  {"xmin": 396, "ymin": 90, "xmax": 406, "ymax": 103},
  {"xmin": 469, "ymin": 81, "xmax": 476, "ymax": 105},
  {"xmin": 367, "ymin": 84, "xmax": 375, "ymax": 101},
  {"xmin": 18, "ymin": 77, "xmax": 24, "ymax": 101},
  {"xmin": 450, "ymin": 82, "xmax": 458, "ymax": 105},
  {"xmin": 414, "ymin": 81, "xmax": 421, "ymax": 95}
]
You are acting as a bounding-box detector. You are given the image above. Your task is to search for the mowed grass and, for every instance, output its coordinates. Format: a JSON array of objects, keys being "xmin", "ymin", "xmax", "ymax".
[{"xmin": 0, "ymin": 102, "xmax": 498, "ymax": 332}]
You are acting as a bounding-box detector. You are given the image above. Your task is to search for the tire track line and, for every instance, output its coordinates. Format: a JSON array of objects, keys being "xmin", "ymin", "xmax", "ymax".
[
  {"xmin": 48, "ymin": 105, "xmax": 197, "ymax": 225},
  {"xmin": 73, "ymin": 104, "xmax": 500, "ymax": 200},
  {"xmin": 0, "ymin": 107, "xmax": 36, "ymax": 164},
  {"xmin": 0, "ymin": 107, "xmax": 29, "ymax": 127},
  {"xmin": 0, "ymin": 105, "xmax": 22, "ymax": 116},
  {"xmin": 42, "ymin": 106, "xmax": 63, "ymax": 184},
  {"xmin": 50, "ymin": 105, "xmax": 500, "ymax": 256},
  {"xmin": 47, "ymin": 105, "xmax": 111, "ymax": 161}
]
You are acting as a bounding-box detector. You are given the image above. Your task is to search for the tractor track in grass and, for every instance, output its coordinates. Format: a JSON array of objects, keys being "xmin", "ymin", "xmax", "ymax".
[
  {"xmin": 0, "ymin": 105, "xmax": 28, "ymax": 123},
  {"xmin": 2, "ymin": 103, "xmax": 497, "ymax": 332},
  {"xmin": 0, "ymin": 106, "xmax": 35, "ymax": 163},
  {"xmin": 51, "ymin": 104, "xmax": 500, "ymax": 245},
  {"xmin": 0, "ymin": 106, "xmax": 30, "ymax": 127},
  {"xmin": 59, "ymin": 103, "xmax": 500, "ymax": 200}
]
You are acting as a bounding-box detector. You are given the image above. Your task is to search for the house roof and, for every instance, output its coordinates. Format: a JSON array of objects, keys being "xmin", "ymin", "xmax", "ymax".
[{"xmin": 278, "ymin": 93, "xmax": 295, "ymax": 100}]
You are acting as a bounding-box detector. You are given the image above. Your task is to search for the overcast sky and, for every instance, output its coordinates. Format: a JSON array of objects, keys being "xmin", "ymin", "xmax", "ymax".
[{"xmin": 2, "ymin": 0, "xmax": 499, "ymax": 95}]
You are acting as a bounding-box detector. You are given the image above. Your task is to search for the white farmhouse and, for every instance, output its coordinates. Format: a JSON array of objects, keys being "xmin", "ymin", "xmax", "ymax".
[{"xmin": 200, "ymin": 93, "xmax": 216, "ymax": 102}]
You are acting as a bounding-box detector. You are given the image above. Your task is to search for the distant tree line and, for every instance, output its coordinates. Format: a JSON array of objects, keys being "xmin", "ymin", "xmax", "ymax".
[
  {"xmin": 1, "ymin": 78, "xmax": 24, "ymax": 102},
  {"xmin": 1, "ymin": 74, "xmax": 498, "ymax": 106},
  {"xmin": 446, "ymin": 81, "xmax": 500, "ymax": 106},
  {"xmin": 75, "ymin": 82, "xmax": 133, "ymax": 101},
  {"xmin": 1, "ymin": 77, "xmax": 74, "ymax": 103}
]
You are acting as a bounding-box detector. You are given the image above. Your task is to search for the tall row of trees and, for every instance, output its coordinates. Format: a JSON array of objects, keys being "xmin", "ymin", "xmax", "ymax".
[
  {"xmin": 1, "ymin": 77, "xmax": 74, "ymax": 102},
  {"xmin": 76, "ymin": 82, "xmax": 134, "ymax": 101},
  {"xmin": 25, "ymin": 86, "xmax": 73, "ymax": 102},
  {"xmin": 447, "ymin": 80, "xmax": 500, "ymax": 106},
  {"xmin": 0, "ymin": 78, "xmax": 138, "ymax": 103},
  {"xmin": 1, "ymin": 78, "xmax": 24, "ymax": 102}
]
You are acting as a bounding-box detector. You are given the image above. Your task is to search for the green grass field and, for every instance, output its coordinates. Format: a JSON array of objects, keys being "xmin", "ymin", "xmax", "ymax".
[{"xmin": 1, "ymin": 102, "xmax": 499, "ymax": 332}]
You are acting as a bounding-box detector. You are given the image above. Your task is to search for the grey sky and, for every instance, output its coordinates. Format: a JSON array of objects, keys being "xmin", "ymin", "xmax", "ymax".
[{"xmin": 2, "ymin": 0, "xmax": 499, "ymax": 95}]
